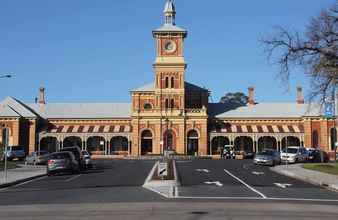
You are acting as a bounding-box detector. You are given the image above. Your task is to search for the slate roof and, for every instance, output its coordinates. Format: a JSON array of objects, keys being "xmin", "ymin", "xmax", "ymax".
[
  {"xmin": 0, "ymin": 105, "xmax": 20, "ymax": 117},
  {"xmin": 27, "ymin": 103, "xmax": 131, "ymax": 119},
  {"xmin": 0, "ymin": 97, "xmax": 37, "ymax": 118},
  {"xmin": 208, "ymin": 102, "xmax": 322, "ymax": 119}
]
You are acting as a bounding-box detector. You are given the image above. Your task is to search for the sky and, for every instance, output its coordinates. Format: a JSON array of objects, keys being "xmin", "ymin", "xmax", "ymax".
[{"xmin": 0, "ymin": 0, "xmax": 335, "ymax": 104}]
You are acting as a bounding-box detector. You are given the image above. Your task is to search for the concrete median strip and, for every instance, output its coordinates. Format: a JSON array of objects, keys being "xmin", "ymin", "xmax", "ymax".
[{"xmin": 143, "ymin": 160, "xmax": 180, "ymax": 198}]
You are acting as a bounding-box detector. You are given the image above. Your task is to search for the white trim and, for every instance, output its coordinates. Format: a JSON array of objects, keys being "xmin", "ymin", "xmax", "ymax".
[
  {"xmin": 252, "ymin": 125, "xmax": 258, "ymax": 133},
  {"xmin": 262, "ymin": 125, "xmax": 269, "ymax": 133},
  {"xmin": 282, "ymin": 125, "xmax": 290, "ymax": 133}
]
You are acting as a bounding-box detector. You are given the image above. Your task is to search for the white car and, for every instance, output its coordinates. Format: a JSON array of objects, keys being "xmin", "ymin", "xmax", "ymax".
[{"xmin": 280, "ymin": 146, "xmax": 309, "ymax": 163}]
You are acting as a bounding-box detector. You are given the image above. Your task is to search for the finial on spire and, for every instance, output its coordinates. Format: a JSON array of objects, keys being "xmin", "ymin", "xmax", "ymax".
[{"xmin": 164, "ymin": 0, "xmax": 176, "ymax": 25}]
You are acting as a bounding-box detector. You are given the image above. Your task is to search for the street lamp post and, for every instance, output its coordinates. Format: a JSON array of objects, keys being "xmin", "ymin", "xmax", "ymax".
[{"xmin": 0, "ymin": 74, "xmax": 12, "ymax": 79}]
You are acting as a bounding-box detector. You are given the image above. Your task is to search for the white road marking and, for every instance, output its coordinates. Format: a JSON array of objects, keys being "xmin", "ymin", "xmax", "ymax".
[
  {"xmin": 252, "ymin": 171, "xmax": 264, "ymax": 175},
  {"xmin": 0, "ymin": 176, "xmax": 47, "ymax": 191},
  {"xmin": 274, "ymin": 183, "xmax": 292, "ymax": 189},
  {"xmin": 224, "ymin": 169, "xmax": 267, "ymax": 199},
  {"xmin": 204, "ymin": 181, "xmax": 223, "ymax": 187},
  {"xmin": 65, "ymin": 174, "xmax": 82, "ymax": 182},
  {"xmin": 176, "ymin": 196, "xmax": 338, "ymax": 202},
  {"xmin": 196, "ymin": 169, "xmax": 210, "ymax": 173}
]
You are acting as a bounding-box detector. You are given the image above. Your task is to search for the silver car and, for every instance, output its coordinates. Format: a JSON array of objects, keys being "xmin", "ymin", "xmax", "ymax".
[
  {"xmin": 47, "ymin": 152, "xmax": 80, "ymax": 176},
  {"xmin": 25, "ymin": 151, "xmax": 50, "ymax": 165},
  {"xmin": 254, "ymin": 149, "xmax": 281, "ymax": 166},
  {"xmin": 81, "ymin": 150, "xmax": 92, "ymax": 169}
]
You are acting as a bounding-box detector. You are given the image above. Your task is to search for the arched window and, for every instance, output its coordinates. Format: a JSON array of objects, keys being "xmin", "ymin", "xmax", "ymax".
[
  {"xmin": 171, "ymin": 99, "xmax": 175, "ymax": 109},
  {"xmin": 330, "ymin": 128, "xmax": 337, "ymax": 151},
  {"xmin": 165, "ymin": 99, "xmax": 169, "ymax": 109},
  {"xmin": 141, "ymin": 130, "xmax": 153, "ymax": 155},
  {"xmin": 144, "ymin": 103, "xmax": 152, "ymax": 110},
  {"xmin": 171, "ymin": 77, "xmax": 175, "ymax": 88},
  {"xmin": 312, "ymin": 130, "xmax": 319, "ymax": 148},
  {"xmin": 165, "ymin": 77, "xmax": 169, "ymax": 88}
]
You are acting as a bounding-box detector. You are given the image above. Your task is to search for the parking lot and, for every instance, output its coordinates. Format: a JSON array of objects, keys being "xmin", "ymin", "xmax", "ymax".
[
  {"xmin": 0, "ymin": 160, "xmax": 164, "ymax": 205},
  {"xmin": 0, "ymin": 159, "xmax": 337, "ymax": 206},
  {"xmin": 176, "ymin": 159, "xmax": 338, "ymax": 201}
]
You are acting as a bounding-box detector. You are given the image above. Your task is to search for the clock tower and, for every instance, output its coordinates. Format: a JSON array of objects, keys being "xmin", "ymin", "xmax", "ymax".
[{"xmin": 152, "ymin": 0, "xmax": 187, "ymax": 112}]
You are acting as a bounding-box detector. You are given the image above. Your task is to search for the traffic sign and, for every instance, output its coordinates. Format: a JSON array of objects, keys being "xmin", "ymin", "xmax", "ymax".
[{"xmin": 158, "ymin": 162, "xmax": 168, "ymax": 177}]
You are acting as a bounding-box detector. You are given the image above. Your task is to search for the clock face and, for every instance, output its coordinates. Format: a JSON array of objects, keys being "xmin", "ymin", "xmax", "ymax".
[{"xmin": 164, "ymin": 40, "xmax": 176, "ymax": 53}]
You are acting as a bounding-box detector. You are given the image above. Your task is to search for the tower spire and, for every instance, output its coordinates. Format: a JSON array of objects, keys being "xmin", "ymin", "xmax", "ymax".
[{"xmin": 164, "ymin": 0, "xmax": 176, "ymax": 25}]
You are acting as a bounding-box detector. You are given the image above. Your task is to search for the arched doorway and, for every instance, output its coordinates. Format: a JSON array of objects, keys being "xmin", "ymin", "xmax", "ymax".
[
  {"xmin": 258, "ymin": 136, "xmax": 277, "ymax": 152},
  {"xmin": 111, "ymin": 136, "xmax": 129, "ymax": 155},
  {"xmin": 87, "ymin": 136, "xmax": 105, "ymax": 155},
  {"xmin": 40, "ymin": 137, "xmax": 58, "ymax": 153},
  {"xmin": 234, "ymin": 136, "xmax": 254, "ymax": 153},
  {"xmin": 330, "ymin": 128, "xmax": 337, "ymax": 151},
  {"xmin": 312, "ymin": 130, "xmax": 319, "ymax": 148},
  {"xmin": 211, "ymin": 136, "xmax": 230, "ymax": 155},
  {"xmin": 164, "ymin": 130, "xmax": 175, "ymax": 151},
  {"xmin": 187, "ymin": 130, "xmax": 199, "ymax": 156},
  {"xmin": 141, "ymin": 130, "xmax": 153, "ymax": 155},
  {"xmin": 281, "ymin": 136, "xmax": 301, "ymax": 151},
  {"xmin": 63, "ymin": 136, "xmax": 82, "ymax": 149}
]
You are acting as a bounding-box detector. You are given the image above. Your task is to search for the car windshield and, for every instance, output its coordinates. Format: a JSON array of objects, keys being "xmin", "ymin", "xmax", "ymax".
[
  {"xmin": 11, "ymin": 146, "xmax": 24, "ymax": 151},
  {"xmin": 38, "ymin": 151, "xmax": 49, "ymax": 155},
  {"xmin": 283, "ymin": 148, "xmax": 298, "ymax": 154},
  {"xmin": 82, "ymin": 151, "xmax": 89, "ymax": 156},
  {"xmin": 60, "ymin": 148, "xmax": 80, "ymax": 158},
  {"xmin": 49, "ymin": 153, "xmax": 71, "ymax": 160},
  {"xmin": 258, "ymin": 150, "xmax": 274, "ymax": 156}
]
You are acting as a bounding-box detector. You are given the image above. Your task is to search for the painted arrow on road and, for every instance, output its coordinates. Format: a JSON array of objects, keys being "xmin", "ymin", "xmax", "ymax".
[
  {"xmin": 196, "ymin": 169, "xmax": 210, "ymax": 173},
  {"xmin": 252, "ymin": 171, "xmax": 264, "ymax": 175},
  {"xmin": 274, "ymin": 183, "xmax": 292, "ymax": 188},
  {"xmin": 204, "ymin": 181, "xmax": 223, "ymax": 187}
]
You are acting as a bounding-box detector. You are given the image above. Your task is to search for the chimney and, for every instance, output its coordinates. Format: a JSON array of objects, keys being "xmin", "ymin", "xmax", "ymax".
[
  {"xmin": 248, "ymin": 87, "xmax": 255, "ymax": 106},
  {"xmin": 38, "ymin": 87, "xmax": 46, "ymax": 105},
  {"xmin": 296, "ymin": 86, "xmax": 304, "ymax": 104}
]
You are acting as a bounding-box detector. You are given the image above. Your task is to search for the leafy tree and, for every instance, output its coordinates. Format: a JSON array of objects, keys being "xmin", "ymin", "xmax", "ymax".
[
  {"xmin": 261, "ymin": 3, "xmax": 338, "ymax": 103},
  {"xmin": 219, "ymin": 92, "xmax": 248, "ymax": 107}
]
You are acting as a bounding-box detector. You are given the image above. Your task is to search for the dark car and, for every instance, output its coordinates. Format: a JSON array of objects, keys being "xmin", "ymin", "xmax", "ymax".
[
  {"xmin": 25, "ymin": 151, "xmax": 50, "ymax": 165},
  {"xmin": 59, "ymin": 146, "xmax": 84, "ymax": 168},
  {"xmin": 254, "ymin": 149, "xmax": 281, "ymax": 166},
  {"xmin": 3, "ymin": 145, "xmax": 26, "ymax": 161},
  {"xmin": 309, "ymin": 150, "xmax": 329, "ymax": 163},
  {"xmin": 47, "ymin": 152, "xmax": 80, "ymax": 176}
]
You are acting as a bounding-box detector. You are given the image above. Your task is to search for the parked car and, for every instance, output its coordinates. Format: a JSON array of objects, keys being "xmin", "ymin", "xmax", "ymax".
[
  {"xmin": 222, "ymin": 145, "xmax": 235, "ymax": 159},
  {"xmin": 81, "ymin": 150, "xmax": 92, "ymax": 169},
  {"xmin": 281, "ymin": 146, "xmax": 309, "ymax": 163},
  {"xmin": 25, "ymin": 151, "xmax": 50, "ymax": 165},
  {"xmin": 309, "ymin": 150, "xmax": 330, "ymax": 163},
  {"xmin": 3, "ymin": 145, "xmax": 26, "ymax": 161},
  {"xmin": 47, "ymin": 152, "xmax": 80, "ymax": 176},
  {"xmin": 254, "ymin": 149, "xmax": 281, "ymax": 166},
  {"xmin": 59, "ymin": 146, "xmax": 84, "ymax": 169},
  {"xmin": 306, "ymin": 148, "xmax": 317, "ymax": 161}
]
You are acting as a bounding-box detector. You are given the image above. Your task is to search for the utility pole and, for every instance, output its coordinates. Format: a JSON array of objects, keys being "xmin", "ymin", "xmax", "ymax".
[{"xmin": 2, "ymin": 127, "xmax": 9, "ymax": 184}]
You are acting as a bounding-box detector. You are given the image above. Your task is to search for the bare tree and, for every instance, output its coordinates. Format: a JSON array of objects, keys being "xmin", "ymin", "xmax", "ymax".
[{"xmin": 261, "ymin": 3, "xmax": 338, "ymax": 103}]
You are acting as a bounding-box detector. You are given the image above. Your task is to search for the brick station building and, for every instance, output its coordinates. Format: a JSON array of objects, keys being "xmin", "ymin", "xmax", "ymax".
[{"xmin": 0, "ymin": 1, "xmax": 337, "ymax": 158}]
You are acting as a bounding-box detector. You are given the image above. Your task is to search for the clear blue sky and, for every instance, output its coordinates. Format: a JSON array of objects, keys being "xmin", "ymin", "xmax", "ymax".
[{"xmin": 0, "ymin": 0, "xmax": 335, "ymax": 103}]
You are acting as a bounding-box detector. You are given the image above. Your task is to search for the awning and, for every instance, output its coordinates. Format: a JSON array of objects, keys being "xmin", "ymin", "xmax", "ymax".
[
  {"xmin": 47, "ymin": 125, "xmax": 132, "ymax": 134},
  {"xmin": 211, "ymin": 124, "xmax": 304, "ymax": 134}
]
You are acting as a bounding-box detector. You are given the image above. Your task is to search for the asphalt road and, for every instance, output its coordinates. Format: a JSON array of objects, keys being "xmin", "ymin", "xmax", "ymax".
[
  {"xmin": 0, "ymin": 160, "xmax": 164, "ymax": 205},
  {"xmin": 176, "ymin": 159, "xmax": 338, "ymax": 201},
  {"xmin": 0, "ymin": 159, "xmax": 338, "ymax": 219}
]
